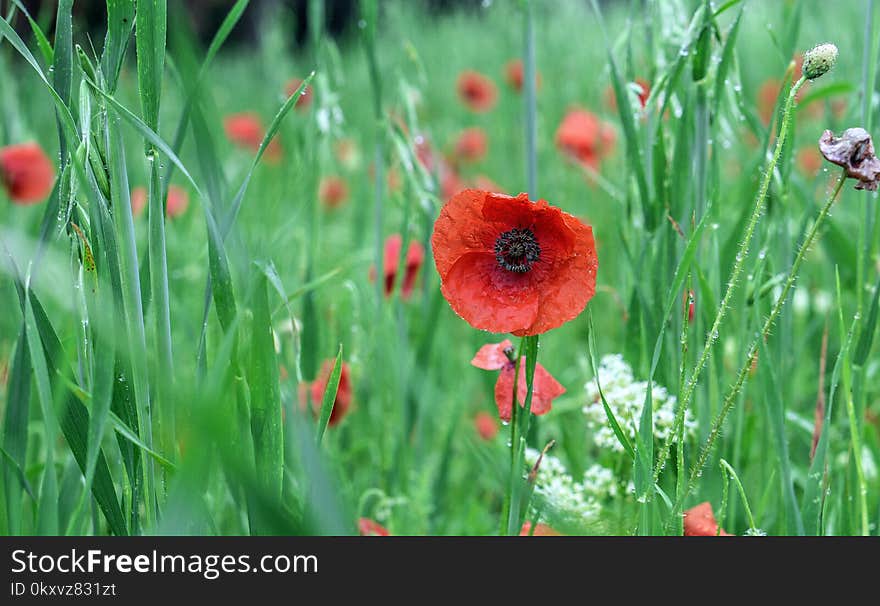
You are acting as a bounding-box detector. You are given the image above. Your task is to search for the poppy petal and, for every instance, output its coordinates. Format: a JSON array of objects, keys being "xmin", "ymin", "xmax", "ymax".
[
  {"xmin": 471, "ymin": 340, "xmax": 514, "ymax": 370},
  {"xmin": 442, "ymin": 252, "xmax": 540, "ymax": 334}
]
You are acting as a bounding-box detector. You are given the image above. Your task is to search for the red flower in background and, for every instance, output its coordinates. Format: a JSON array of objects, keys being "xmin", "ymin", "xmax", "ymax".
[
  {"xmin": 453, "ymin": 127, "xmax": 488, "ymax": 163},
  {"xmin": 683, "ymin": 502, "xmax": 733, "ymax": 536},
  {"xmin": 131, "ymin": 185, "xmax": 190, "ymax": 219},
  {"xmin": 471, "ymin": 340, "xmax": 565, "ymax": 421},
  {"xmin": 555, "ymin": 108, "xmax": 616, "ymax": 170},
  {"xmin": 457, "ymin": 70, "xmax": 497, "ymax": 113},
  {"xmin": 504, "ymin": 59, "xmax": 541, "ymax": 93},
  {"xmin": 520, "ymin": 521, "xmax": 563, "ymax": 536},
  {"xmin": 358, "ymin": 518, "xmax": 390, "ymax": 536},
  {"xmin": 223, "ymin": 112, "xmax": 282, "ymax": 162},
  {"xmin": 0, "ymin": 142, "xmax": 54, "ymax": 205},
  {"xmin": 307, "ymin": 360, "xmax": 353, "ymax": 427},
  {"xmin": 432, "ymin": 190, "xmax": 598, "ymax": 336},
  {"xmin": 474, "ymin": 411, "xmax": 499, "ymax": 440},
  {"xmin": 440, "ymin": 164, "xmax": 466, "ymax": 200},
  {"xmin": 796, "ymin": 147, "xmax": 823, "ymax": 177},
  {"xmin": 318, "ymin": 175, "xmax": 349, "ymax": 209},
  {"xmin": 285, "ymin": 77, "xmax": 313, "ymax": 110},
  {"xmin": 370, "ymin": 234, "xmax": 425, "ymax": 300},
  {"xmin": 334, "ymin": 138, "xmax": 361, "ymax": 170}
]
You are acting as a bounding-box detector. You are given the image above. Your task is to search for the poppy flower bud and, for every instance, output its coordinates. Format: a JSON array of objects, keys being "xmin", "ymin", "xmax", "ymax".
[{"xmin": 802, "ymin": 43, "xmax": 838, "ymax": 80}]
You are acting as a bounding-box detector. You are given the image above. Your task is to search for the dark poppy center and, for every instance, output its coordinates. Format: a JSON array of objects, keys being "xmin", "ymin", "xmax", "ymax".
[{"xmin": 494, "ymin": 228, "xmax": 540, "ymax": 273}]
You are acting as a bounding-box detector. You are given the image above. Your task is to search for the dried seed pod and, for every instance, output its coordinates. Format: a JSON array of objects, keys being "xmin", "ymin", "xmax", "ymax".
[{"xmin": 819, "ymin": 127, "xmax": 880, "ymax": 191}]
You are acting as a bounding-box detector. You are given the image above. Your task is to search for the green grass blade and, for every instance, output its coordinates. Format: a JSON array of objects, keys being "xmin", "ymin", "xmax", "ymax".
[
  {"xmin": 136, "ymin": 0, "xmax": 166, "ymax": 133},
  {"xmin": 248, "ymin": 270, "xmax": 284, "ymax": 511},
  {"xmin": 2, "ymin": 329, "xmax": 30, "ymax": 535},
  {"xmin": 101, "ymin": 0, "xmax": 135, "ymax": 92},
  {"xmin": 315, "ymin": 345, "xmax": 344, "ymax": 445},
  {"xmin": 9, "ymin": 0, "xmax": 53, "ymax": 65}
]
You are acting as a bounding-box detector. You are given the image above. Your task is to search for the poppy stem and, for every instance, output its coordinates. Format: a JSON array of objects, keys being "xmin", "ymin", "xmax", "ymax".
[
  {"xmin": 503, "ymin": 334, "xmax": 539, "ymax": 535},
  {"xmin": 668, "ymin": 168, "xmax": 847, "ymax": 531},
  {"xmin": 522, "ymin": 0, "xmax": 538, "ymax": 197},
  {"xmin": 653, "ymin": 75, "xmax": 808, "ymax": 486}
]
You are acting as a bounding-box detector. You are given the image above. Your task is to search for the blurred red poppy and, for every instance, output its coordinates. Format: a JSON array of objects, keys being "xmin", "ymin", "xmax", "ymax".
[
  {"xmin": 453, "ymin": 127, "xmax": 488, "ymax": 163},
  {"xmin": 432, "ymin": 189, "xmax": 598, "ymax": 336},
  {"xmin": 457, "ymin": 70, "xmax": 497, "ymax": 113},
  {"xmin": 471, "ymin": 340, "xmax": 565, "ymax": 421},
  {"xmin": 0, "ymin": 142, "xmax": 54, "ymax": 205},
  {"xmin": 555, "ymin": 108, "xmax": 616, "ymax": 170},
  {"xmin": 370, "ymin": 234, "xmax": 425, "ymax": 300},
  {"xmin": 796, "ymin": 147, "xmax": 823, "ymax": 177},
  {"xmin": 319, "ymin": 175, "xmax": 349, "ymax": 209},
  {"xmin": 504, "ymin": 59, "xmax": 541, "ymax": 93},
  {"xmin": 307, "ymin": 360, "xmax": 353, "ymax": 427},
  {"xmin": 131, "ymin": 185, "xmax": 190, "ymax": 219},
  {"xmin": 683, "ymin": 502, "xmax": 733, "ymax": 536},
  {"xmin": 358, "ymin": 518, "xmax": 390, "ymax": 536},
  {"xmin": 519, "ymin": 521, "xmax": 562, "ymax": 536},
  {"xmin": 440, "ymin": 164, "xmax": 466, "ymax": 200},
  {"xmin": 285, "ymin": 77, "xmax": 313, "ymax": 110},
  {"xmin": 223, "ymin": 112, "xmax": 282, "ymax": 162},
  {"xmin": 474, "ymin": 411, "xmax": 499, "ymax": 440},
  {"xmin": 334, "ymin": 138, "xmax": 361, "ymax": 170}
]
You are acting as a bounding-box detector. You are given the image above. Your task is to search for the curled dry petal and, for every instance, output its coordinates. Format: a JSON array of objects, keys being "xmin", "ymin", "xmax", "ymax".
[{"xmin": 818, "ymin": 128, "xmax": 880, "ymax": 191}]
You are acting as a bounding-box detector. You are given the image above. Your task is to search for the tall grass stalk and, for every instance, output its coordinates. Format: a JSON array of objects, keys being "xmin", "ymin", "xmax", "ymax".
[
  {"xmin": 654, "ymin": 75, "xmax": 808, "ymax": 485},
  {"xmin": 671, "ymin": 168, "xmax": 848, "ymax": 524}
]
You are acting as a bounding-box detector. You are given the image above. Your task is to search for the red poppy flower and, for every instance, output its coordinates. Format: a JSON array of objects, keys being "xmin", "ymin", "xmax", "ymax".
[
  {"xmin": 131, "ymin": 185, "xmax": 189, "ymax": 219},
  {"xmin": 285, "ymin": 77, "xmax": 313, "ymax": 110},
  {"xmin": 358, "ymin": 518, "xmax": 390, "ymax": 536},
  {"xmin": 223, "ymin": 112, "xmax": 282, "ymax": 162},
  {"xmin": 0, "ymin": 142, "xmax": 55, "ymax": 205},
  {"xmin": 370, "ymin": 234, "xmax": 425, "ymax": 300},
  {"xmin": 520, "ymin": 521, "xmax": 563, "ymax": 536},
  {"xmin": 307, "ymin": 360, "xmax": 353, "ymax": 427},
  {"xmin": 432, "ymin": 189, "xmax": 598, "ymax": 336},
  {"xmin": 471, "ymin": 340, "xmax": 565, "ymax": 421},
  {"xmin": 683, "ymin": 502, "xmax": 733, "ymax": 536},
  {"xmin": 318, "ymin": 175, "xmax": 349, "ymax": 209},
  {"xmin": 504, "ymin": 59, "xmax": 541, "ymax": 93},
  {"xmin": 457, "ymin": 70, "xmax": 497, "ymax": 113},
  {"xmin": 453, "ymin": 127, "xmax": 488, "ymax": 163},
  {"xmin": 474, "ymin": 411, "xmax": 499, "ymax": 441},
  {"xmin": 555, "ymin": 108, "xmax": 616, "ymax": 170}
]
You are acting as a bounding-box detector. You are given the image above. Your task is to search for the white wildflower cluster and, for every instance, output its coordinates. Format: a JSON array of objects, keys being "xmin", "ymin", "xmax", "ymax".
[
  {"xmin": 744, "ymin": 527, "xmax": 767, "ymax": 537},
  {"xmin": 583, "ymin": 354, "xmax": 696, "ymax": 453},
  {"xmin": 525, "ymin": 449, "xmax": 618, "ymax": 522}
]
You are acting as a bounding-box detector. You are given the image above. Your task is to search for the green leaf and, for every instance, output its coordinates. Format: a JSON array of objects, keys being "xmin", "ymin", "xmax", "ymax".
[
  {"xmin": 2, "ymin": 329, "xmax": 30, "ymax": 535},
  {"xmin": 101, "ymin": 0, "xmax": 136, "ymax": 92},
  {"xmin": 315, "ymin": 345, "xmax": 344, "ymax": 445},
  {"xmin": 248, "ymin": 270, "xmax": 284, "ymax": 505},
  {"xmin": 136, "ymin": 0, "xmax": 166, "ymax": 133}
]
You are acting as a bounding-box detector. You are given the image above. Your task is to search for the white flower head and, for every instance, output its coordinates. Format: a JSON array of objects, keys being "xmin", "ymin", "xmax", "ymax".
[{"xmin": 583, "ymin": 354, "xmax": 696, "ymax": 452}]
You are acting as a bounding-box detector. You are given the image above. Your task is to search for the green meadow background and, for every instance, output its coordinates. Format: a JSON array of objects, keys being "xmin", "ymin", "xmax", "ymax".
[{"xmin": 0, "ymin": 0, "xmax": 878, "ymax": 536}]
